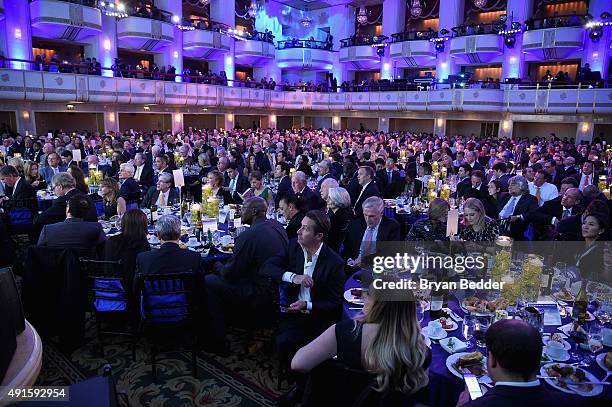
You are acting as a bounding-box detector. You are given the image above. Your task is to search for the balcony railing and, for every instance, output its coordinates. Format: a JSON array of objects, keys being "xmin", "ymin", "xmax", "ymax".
[
  {"xmin": 524, "ymin": 15, "xmax": 586, "ymax": 31},
  {"xmin": 122, "ymin": 5, "xmax": 172, "ymax": 24},
  {"xmin": 339, "ymin": 35, "xmax": 388, "ymax": 48},
  {"xmin": 451, "ymin": 23, "xmax": 501, "ymax": 37},
  {"xmin": 276, "ymin": 39, "xmax": 333, "ymax": 51},
  {"xmin": 391, "ymin": 29, "xmax": 438, "ymax": 42}
]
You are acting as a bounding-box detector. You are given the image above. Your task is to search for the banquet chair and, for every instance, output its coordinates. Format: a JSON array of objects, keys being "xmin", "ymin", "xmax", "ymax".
[
  {"xmin": 136, "ymin": 271, "xmax": 199, "ymax": 383},
  {"xmin": 5, "ymin": 197, "xmax": 37, "ymax": 238},
  {"xmin": 80, "ymin": 258, "xmax": 136, "ymax": 360}
]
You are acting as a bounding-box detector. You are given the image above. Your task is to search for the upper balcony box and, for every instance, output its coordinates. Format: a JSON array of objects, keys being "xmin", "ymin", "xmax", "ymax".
[
  {"xmin": 183, "ymin": 29, "xmax": 231, "ymax": 59},
  {"xmin": 339, "ymin": 36, "xmax": 387, "ymax": 70},
  {"xmin": 30, "ymin": 0, "xmax": 101, "ymax": 41},
  {"xmin": 117, "ymin": 16, "xmax": 174, "ymax": 52},
  {"xmin": 234, "ymin": 35, "xmax": 275, "ymax": 65},
  {"xmin": 449, "ymin": 34, "xmax": 503, "ymax": 64},
  {"xmin": 276, "ymin": 40, "xmax": 335, "ymax": 70},
  {"xmin": 389, "ymin": 31, "xmax": 436, "ymax": 67},
  {"xmin": 522, "ymin": 27, "xmax": 584, "ymax": 60}
]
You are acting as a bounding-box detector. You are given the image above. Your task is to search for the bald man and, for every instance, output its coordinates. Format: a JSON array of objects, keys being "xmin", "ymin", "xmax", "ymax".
[{"xmin": 204, "ymin": 197, "xmax": 288, "ymax": 355}]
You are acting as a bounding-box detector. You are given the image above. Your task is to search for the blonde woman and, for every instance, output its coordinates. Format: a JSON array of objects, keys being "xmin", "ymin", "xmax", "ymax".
[
  {"xmin": 291, "ymin": 279, "xmax": 430, "ymax": 405},
  {"xmin": 23, "ymin": 160, "xmax": 46, "ymax": 190},
  {"xmin": 7, "ymin": 157, "xmax": 25, "ymax": 177},
  {"xmin": 99, "ymin": 178, "xmax": 126, "ymax": 219},
  {"xmin": 458, "ymin": 197, "xmax": 499, "ymax": 241}
]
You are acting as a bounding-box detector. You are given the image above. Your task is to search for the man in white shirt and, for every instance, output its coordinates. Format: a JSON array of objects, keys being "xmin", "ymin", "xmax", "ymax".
[
  {"xmin": 140, "ymin": 173, "xmax": 177, "ymax": 208},
  {"xmin": 529, "ymin": 169, "xmax": 558, "ymax": 206}
]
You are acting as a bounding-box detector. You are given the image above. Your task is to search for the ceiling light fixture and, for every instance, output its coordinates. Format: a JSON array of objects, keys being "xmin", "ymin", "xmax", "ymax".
[{"xmin": 409, "ymin": 0, "xmax": 423, "ymax": 18}]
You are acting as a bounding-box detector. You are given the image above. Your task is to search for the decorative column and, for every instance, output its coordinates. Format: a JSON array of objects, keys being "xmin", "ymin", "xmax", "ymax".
[
  {"xmin": 583, "ymin": 0, "xmax": 611, "ymax": 80},
  {"xmin": 434, "ymin": 116, "xmax": 446, "ymax": 138},
  {"xmin": 103, "ymin": 111, "xmax": 119, "ymax": 134},
  {"xmin": 172, "ymin": 112, "xmax": 184, "ymax": 134},
  {"xmin": 16, "ymin": 108, "xmax": 35, "ymax": 135},
  {"xmin": 332, "ymin": 115, "xmax": 341, "ymax": 130},
  {"xmin": 222, "ymin": 113, "xmax": 235, "ymax": 130},
  {"xmin": 154, "ymin": 0, "xmax": 183, "ymax": 82},
  {"xmin": 436, "ymin": 0, "xmax": 464, "ymax": 80},
  {"xmin": 502, "ymin": 0, "xmax": 534, "ymax": 81},
  {"xmin": 3, "ymin": 0, "xmax": 33, "ymax": 70},
  {"xmin": 498, "ymin": 118, "xmax": 514, "ymax": 139},
  {"xmin": 378, "ymin": 117, "xmax": 389, "ymax": 133},
  {"xmin": 331, "ymin": 4, "xmax": 356, "ymax": 86},
  {"xmin": 210, "ymin": 0, "xmax": 235, "ymax": 85},
  {"xmin": 380, "ymin": 0, "xmax": 406, "ymax": 80},
  {"xmin": 576, "ymin": 122, "xmax": 594, "ymax": 145}
]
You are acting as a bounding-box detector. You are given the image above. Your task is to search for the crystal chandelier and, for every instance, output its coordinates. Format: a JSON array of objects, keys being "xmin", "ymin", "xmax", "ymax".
[
  {"xmin": 474, "ymin": 0, "xmax": 487, "ymax": 8},
  {"xmin": 248, "ymin": 0, "xmax": 258, "ymax": 18},
  {"xmin": 356, "ymin": 4, "xmax": 369, "ymax": 25},
  {"xmin": 199, "ymin": 0, "xmax": 210, "ymax": 6},
  {"xmin": 410, "ymin": 0, "xmax": 423, "ymax": 17},
  {"xmin": 301, "ymin": 14, "xmax": 312, "ymax": 28}
]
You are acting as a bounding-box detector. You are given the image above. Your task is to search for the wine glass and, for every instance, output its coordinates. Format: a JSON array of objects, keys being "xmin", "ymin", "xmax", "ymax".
[
  {"xmin": 568, "ymin": 324, "xmax": 588, "ymax": 363},
  {"xmin": 416, "ymin": 301, "xmax": 426, "ymax": 325},
  {"xmin": 462, "ymin": 315, "xmax": 476, "ymax": 349},
  {"xmin": 474, "ymin": 316, "xmax": 491, "ymax": 348},
  {"xmin": 586, "ymin": 324, "xmax": 604, "ymax": 363}
]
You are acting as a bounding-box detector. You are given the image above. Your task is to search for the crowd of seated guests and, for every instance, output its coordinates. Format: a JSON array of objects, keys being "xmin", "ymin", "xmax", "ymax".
[{"xmin": 0, "ymin": 124, "xmax": 610, "ymax": 405}]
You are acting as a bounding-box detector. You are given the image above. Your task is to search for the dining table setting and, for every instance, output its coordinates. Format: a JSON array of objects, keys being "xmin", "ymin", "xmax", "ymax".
[{"xmin": 343, "ymin": 257, "xmax": 612, "ymax": 406}]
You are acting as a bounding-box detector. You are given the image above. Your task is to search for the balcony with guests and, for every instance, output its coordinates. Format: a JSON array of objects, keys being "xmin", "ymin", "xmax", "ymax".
[
  {"xmin": 233, "ymin": 30, "xmax": 276, "ymax": 66},
  {"xmin": 29, "ymin": 0, "xmax": 102, "ymax": 42},
  {"xmin": 181, "ymin": 18, "xmax": 231, "ymax": 60},
  {"xmin": 275, "ymin": 39, "xmax": 335, "ymax": 71},
  {"xmin": 449, "ymin": 22, "xmax": 504, "ymax": 64},
  {"xmin": 115, "ymin": 4, "xmax": 173, "ymax": 52},
  {"xmin": 339, "ymin": 35, "xmax": 387, "ymax": 70},
  {"xmin": 389, "ymin": 30, "xmax": 437, "ymax": 68}
]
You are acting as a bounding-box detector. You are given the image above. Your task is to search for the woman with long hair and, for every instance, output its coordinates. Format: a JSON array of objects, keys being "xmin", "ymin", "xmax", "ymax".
[
  {"xmin": 243, "ymin": 154, "xmax": 258, "ymax": 178},
  {"xmin": 205, "ymin": 170, "xmax": 233, "ymax": 205},
  {"xmin": 99, "ymin": 178, "xmax": 127, "ymax": 219},
  {"xmin": 291, "ymin": 279, "xmax": 430, "ymax": 405},
  {"xmin": 458, "ymin": 197, "xmax": 499, "ymax": 241},
  {"xmin": 23, "ymin": 160, "xmax": 46, "ymax": 190},
  {"xmin": 241, "ymin": 170, "xmax": 272, "ymax": 206},
  {"xmin": 68, "ymin": 166, "xmax": 89, "ymax": 194},
  {"xmin": 576, "ymin": 210, "xmax": 610, "ymax": 282}
]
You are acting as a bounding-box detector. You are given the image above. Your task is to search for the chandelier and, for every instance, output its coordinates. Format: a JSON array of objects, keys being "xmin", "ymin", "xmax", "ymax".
[
  {"xmin": 199, "ymin": 0, "xmax": 210, "ymax": 6},
  {"xmin": 248, "ymin": 0, "xmax": 259, "ymax": 18},
  {"xmin": 474, "ymin": 0, "xmax": 487, "ymax": 8},
  {"xmin": 410, "ymin": 0, "xmax": 423, "ymax": 17},
  {"xmin": 301, "ymin": 14, "xmax": 312, "ymax": 28},
  {"xmin": 356, "ymin": 4, "xmax": 369, "ymax": 25}
]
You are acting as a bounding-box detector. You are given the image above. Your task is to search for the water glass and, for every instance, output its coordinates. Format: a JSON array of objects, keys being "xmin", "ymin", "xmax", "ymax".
[
  {"xmin": 462, "ymin": 315, "xmax": 476, "ymax": 349},
  {"xmin": 416, "ymin": 301, "xmax": 426, "ymax": 325},
  {"xmin": 474, "ymin": 316, "xmax": 491, "ymax": 348}
]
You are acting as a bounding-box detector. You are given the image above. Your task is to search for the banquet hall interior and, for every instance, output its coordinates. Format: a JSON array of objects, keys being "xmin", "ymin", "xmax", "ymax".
[{"xmin": 0, "ymin": 0, "xmax": 612, "ymax": 406}]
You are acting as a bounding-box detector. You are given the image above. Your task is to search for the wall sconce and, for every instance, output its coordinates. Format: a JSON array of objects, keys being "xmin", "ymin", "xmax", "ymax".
[
  {"xmin": 173, "ymin": 51, "xmax": 179, "ymax": 59},
  {"xmin": 270, "ymin": 114, "xmax": 276, "ymax": 122},
  {"xmin": 582, "ymin": 123, "xmax": 590, "ymax": 132},
  {"xmin": 108, "ymin": 112, "xmax": 115, "ymax": 122},
  {"xmin": 143, "ymin": 106, "xmax": 150, "ymax": 111},
  {"xmin": 225, "ymin": 56, "xmax": 233, "ymax": 64},
  {"xmin": 202, "ymin": 108, "xmax": 208, "ymax": 112},
  {"xmin": 174, "ymin": 113, "xmax": 182, "ymax": 123},
  {"xmin": 436, "ymin": 118, "xmax": 444, "ymax": 127},
  {"xmin": 502, "ymin": 120, "xmax": 510, "ymax": 131},
  {"xmin": 103, "ymin": 39, "xmax": 112, "ymax": 51},
  {"xmin": 332, "ymin": 116, "xmax": 340, "ymax": 125},
  {"xmin": 510, "ymin": 56, "xmax": 517, "ymax": 63},
  {"xmin": 441, "ymin": 62, "xmax": 448, "ymax": 69},
  {"xmin": 22, "ymin": 111, "xmax": 29, "ymax": 120},
  {"xmin": 227, "ymin": 113, "xmax": 234, "ymax": 121},
  {"xmin": 66, "ymin": 104, "xmax": 75, "ymax": 110},
  {"xmin": 14, "ymin": 29, "xmax": 22, "ymax": 40}
]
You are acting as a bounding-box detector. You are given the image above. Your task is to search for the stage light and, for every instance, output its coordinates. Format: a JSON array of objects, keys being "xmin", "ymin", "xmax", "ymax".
[
  {"xmin": 504, "ymin": 35, "xmax": 516, "ymax": 48},
  {"xmin": 377, "ymin": 46, "xmax": 385, "ymax": 57},
  {"xmin": 435, "ymin": 41, "xmax": 444, "ymax": 52}
]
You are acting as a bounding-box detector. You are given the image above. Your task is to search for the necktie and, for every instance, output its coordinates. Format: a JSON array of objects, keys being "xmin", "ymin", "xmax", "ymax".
[
  {"xmin": 362, "ymin": 227, "xmax": 375, "ymax": 257},
  {"xmin": 230, "ymin": 177, "xmax": 236, "ymax": 193},
  {"xmin": 535, "ymin": 187, "xmax": 541, "ymax": 205},
  {"xmin": 583, "ymin": 175, "xmax": 589, "ymax": 187},
  {"xmin": 159, "ymin": 192, "xmax": 166, "ymax": 206},
  {"xmin": 562, "ymin": 209, "xmax": 571, "ymax": 219},
  {"xmin": 388, "ymin": 171, "xmax": 392, "ymax": 183}
]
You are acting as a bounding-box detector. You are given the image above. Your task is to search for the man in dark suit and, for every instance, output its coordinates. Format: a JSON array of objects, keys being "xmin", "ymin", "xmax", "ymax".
[
  {"xmin": 133, "ymin": 153, "xmax": 154, "ymax": 188},
  {"xmin": 543, "ymin": 159, "xmax": 565, "ymax": 188},
  {"xmin": 118, "ymin": 163, "xmax": 141, "ymax": 204},
  {"xmin": 330, "ymin": 153, "xmax": 343, "ymax": 179},
  {"xmin": 465, "ymin": 150, "xmax": 485, "ymax": 173},
  {"xmin": 263, "ymin": 210, "xmax": 344, "ymax": 402},
  {"xmin": 457, "ymin": 319, "xmax": 588, "ymax": 407},
  {"xmin": 342, "ymin": 196, "xmax": 400, "ymax": 267},
  {"xmin": 498, "ymin": 176, "xmax": 539, "ymax": 241},
  {"xmin": 315, "ymin": 159, "xmax": 335, "ymax": 194},
  {"xmin": 291, "ymin": 170, "xmax": 322, "ymax": 211},
  {"xmin": 275, "ymin": 162, "xmax": 292, "ymax": 208},
  {"xmin": 140, "ymin": 173, "xmax": 180, "ymax": 209},
  {"xmin": 37, "ymin": 194, "xmax": 106, "ymax": 254},
  {"xmin": 562, "ymin": 156, "xmax": 578, "ymax": 180},
  {"xmin": 134, "ymin": 214, "xmax": 201, "ymax": 294},
  {"xmin": 397, "ymin": 169, "xmax": 423, "ymax": 198},
  {"xmin": 376, "ymin": 157, "xmax": 402, "ymax": 199},
  {"xmin": 526, "ymin": 179, "xmax": 582, "ymax": 240},
  {"xmin": 224, "ymin": 163, "xmax": 250, "ymax": 203},
  {"xmin": 35, "ymin": 172, "xmax": 97, "ymax": 228},
  {"xmin": 85, "ymin": 155, "xmax": 111, "ymax": 178},
  {"xmin": 204, "ymin": 197, "xmax": 288, "ymax": 354},
  {"xmin": 60, "ymin": 150, "xmax": 78, "ymax": 169},
  {"xmin": 40, "ymin": 153, "xmax": 66, "ymax": 185},
  {"xmin": 352, "ymin": 166, "xmax": 382, "ymax": 218},
  {"xmin": 279, "ymin": 194, "xmax": 306, "ymax": 240},
  {"xmin": 253, "ymin": 143, "xmax": 271, "ymax": 174},
  {"xmin": 0, "ymin": 165, "xmax": 38, "ymax": 214}
]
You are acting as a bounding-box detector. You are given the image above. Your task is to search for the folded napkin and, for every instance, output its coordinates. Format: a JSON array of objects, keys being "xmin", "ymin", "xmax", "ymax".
[{"xmin": 440, "ymin": 337, "xmax": 467, "ymax": 354}]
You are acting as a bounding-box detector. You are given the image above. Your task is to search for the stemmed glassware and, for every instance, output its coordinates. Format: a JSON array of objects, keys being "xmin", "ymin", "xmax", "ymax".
[{"xmin": 462, "ymin": 315, "xmax": 476, "ymax": 349}]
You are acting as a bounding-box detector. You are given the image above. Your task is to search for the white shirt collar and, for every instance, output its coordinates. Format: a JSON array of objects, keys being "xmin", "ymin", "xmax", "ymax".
[
  {"xmin": 301, "ymin": 242, "xmax": 323, "ymax": 263},
  {"xmin": 494, "ymin": 380, "xmax": 540, "ymax": 388}
]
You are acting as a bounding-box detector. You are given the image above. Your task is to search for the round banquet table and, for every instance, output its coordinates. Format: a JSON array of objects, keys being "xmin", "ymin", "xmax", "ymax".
[{"xmin": 344, "ymin": 271, "xmax": 612, "ymax": 406}]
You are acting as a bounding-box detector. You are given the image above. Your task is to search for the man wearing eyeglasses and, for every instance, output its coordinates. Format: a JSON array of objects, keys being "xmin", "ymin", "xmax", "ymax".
[{"xmin": 140, "ymin": 173, "xmax": 179, "ymax": 209}]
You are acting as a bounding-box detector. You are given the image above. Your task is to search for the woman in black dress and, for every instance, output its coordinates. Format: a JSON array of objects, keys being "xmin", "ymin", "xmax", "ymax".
[
  {"xmin": 325, "ymin": 186, "xmax": 352, "ymax": 253},
  {"xmin": 99, "ymin": 178, "xmax": 126, "ymax": 219}
]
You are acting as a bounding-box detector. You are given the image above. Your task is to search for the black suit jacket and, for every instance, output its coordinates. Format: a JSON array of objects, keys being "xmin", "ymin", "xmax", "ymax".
[
  {"xmin": 263, "ymin": 240, "xmax": 344, "ymax": 320},
  {"xmin": 296, "ymin": 186, "xmax": 322, "ymax": 212},
  {"xmin": 286, "ymin": 212, "xmax": 305, "ymax": 240},
  {"xmin": 456, "ymin": 178, "xmax": 472, "ymax": 199},
  {"xmin": 140, "ymin": 186, "xmax": 180, "ymax": 209},
  {"xmin": 397, "ymin": 178, "xmax": 423, "ymax": 197},
  {"xmin": 135, "ymin": 164, "xmax": 154, "ymax": 188},
  {"xmin": 498, "ymin": 193, "xmax": 539, "ymax": 240},
  {"xmin": 555, "ymin": 213, "xmax": 583, "ymax": 241},
  {"xmin": 326, "ymin": 207, "xmax": 351, "ymax": 253},
  {"xmin": 3, "ymin": 178, "xmax": 38, "ymax": 213},
  {"xmin": 134, "ymin": 242, "xmax": 202, "ymax": 289},
  {"xmin": 119, "ymin": 177, "xmax": 141, "ymax": 203},
  {"xmin": 276, "ymin": 176, "xmax": 292, "ymax": 207},
  {"xmin": 222, "ymin": 218, "xmax": 288, "ymax": 285},
  {"xmin": 464, "ymin": 384, "xmax": 588, "ymax": 407},
  {"xmin": 35, "ymin": 189, "xmax": 98, "ymax": 228},
  {"xmin": 316, "ymin": 173, "xmax": 335, "ymax": 193},
  {"xmin": 469, "ymin": 161, "xmax": 485, "ymax": 173},
  {"xmin": 352, "ymin": 182, "xmax": 382, "ymax": 218},
  {"xmin": 224, "ymin": 174, "xmax": 250, "ymax": 204},
  {"xmin": 376, "ymin": 169, "xmax": 402, "ymax": 199},
  {"xmin": 37, "ymin": 218, "xmax": 106, "ymax": 254},
  {"xmin": 342, "ymin": 216, "xmax": 401, "ymax": 260}
]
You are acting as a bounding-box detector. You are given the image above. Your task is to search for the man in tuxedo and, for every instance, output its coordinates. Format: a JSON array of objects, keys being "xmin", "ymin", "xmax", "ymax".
[
  {"xmin": 492, "ymin": 162, "xmax": 512, "ymax": 192},
  {"xmin": 224, "ymin": 163, "xmax": 249, "ymax": 203},
  {"xmin": 465, "ymin": 150, "xmax": 485, "ymax": 173},
  {"xmin": 291, "ymin": 171, "xmax": 321, "ymax": 211},
  {"xmin": 577, "ymin": 161, "xmax": 595, "ymax": 191},
  {"xmin": 562, "ymin": 156, "xmax": 578, "ymax": 180},
  {"xmin": 342, "ymin": 196, "xmax": 400, "ymax": 268},
  {"xmin": 253, "ymin": 143, "xmax": 272, "ymax": 174},
  {"xmin": 0, "ymin": 165, "xmax": 38, "ymax": 214},
  {"xmin": 35, "ymin": 172, "xmax": 97, "ymax": 228},
  {"xmin": 457, "ymin": 319, "xmax": 588, "ymax": 407},
  {"xmin": 330, "ymin": 153, "xmax": 343, "ymax": 179},
  {"xmin": 37, "ymin": 194, "xmax": 106, "ymax": 254},
  {"xmin": 40, "ymin": 153, "xmax": 65, "ymax": 185},
  {"xmin": 279, "ymin": 194, "xmax": 306, "ymax": 240},
  {"xmin": 118, "ymin": 163, "xmax": 141, "ymax": 205},
  {"xmin": 498, "ymin": 176, "xmax": 539, "ymax": 241},
  {"xmin": 22, "ymin": 137, "xmax": 35, "ymax": 161},
  {"xmin": 527, "ymin": 184, "xmax": 582, "ymax": 241},
  {"xmin": 275, "ymin": 162, "xmax": 292, "ymax": 208},
  {"xmin": 376, "ymin": 157, "xmax": 401, "ymax": 199},
  {"xmin": 456, "ymin": 164, "xmax": 472, "ymax": 199},
  {"xmin": 543, "ymin": 159, "xmax": 565, "ymax": 188},
  {"xmin": 140, "ymin": 173, "xmax": 179, "ymax": 209},
  {"xmin": 60, "ymin": 150, "xmax": 78, "ymax": 168},
  {"xmin": 154, "ymin": 155, "xmax": 173, "ymax": 176},
  {"xmin": 134, "ymin": 214, "xmax": 201, "ymax": 293},
  {"xmin": 133, "ymin": 153, "xmax": 154, "ymax": 188},
  {"xmin": 204, "ymin": 197, "xmax": 288, "ymax": 354},
  {"xmin": 352, "ymin": 166, "xmax": 382, "ymax": 218},
  {"xmin": 263, "ymin": 210, "xmax": 344, "ymax": 400}
]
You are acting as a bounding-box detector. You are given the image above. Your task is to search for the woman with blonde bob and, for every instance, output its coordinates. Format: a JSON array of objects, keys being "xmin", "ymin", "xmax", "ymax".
[
  {"xmin": 291, "ymin": 278, "xmax": 430, "ymax": 405},
  {"xmin": 458, "ymin": 197, "xmax": 499, "ymax": 241}
]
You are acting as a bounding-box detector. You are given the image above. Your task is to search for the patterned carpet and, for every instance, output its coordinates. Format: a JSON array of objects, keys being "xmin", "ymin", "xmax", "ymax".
[{"xmin": 34, "ymin": 321, "xmax": 285, "ymax": 407}]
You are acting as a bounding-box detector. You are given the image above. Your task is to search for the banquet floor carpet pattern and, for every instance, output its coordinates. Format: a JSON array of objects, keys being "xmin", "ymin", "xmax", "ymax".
[{"xmin": 35, "ymin": 322, "xmax": 285, "ymax": 407}]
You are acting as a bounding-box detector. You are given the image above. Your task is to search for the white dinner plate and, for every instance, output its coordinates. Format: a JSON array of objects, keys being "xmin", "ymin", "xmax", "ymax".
[
  {"xmin": 544, "ymin": 349, "xmax": 571, "ymax": 362},
  {"xmin": 343, "ymin": 288, "xmax": 365, "ymax": 305},
  {"xmin": 446, "ymin": 352, "xmax": 490, "ymax": 383},
  {"xmin": 422, "ymin": 326, "xmax": 448, "ymax": 340},
  {"xmin": 540, "ymin": 363, "xmax": 603, "ymax": 397},
  {"xmin": 596, "ymin": 353, "xmax": 611, "ymax": 373},
  {"xmin": 542, "ymin": 334, "xmax": 572, "ymax": 351}
]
